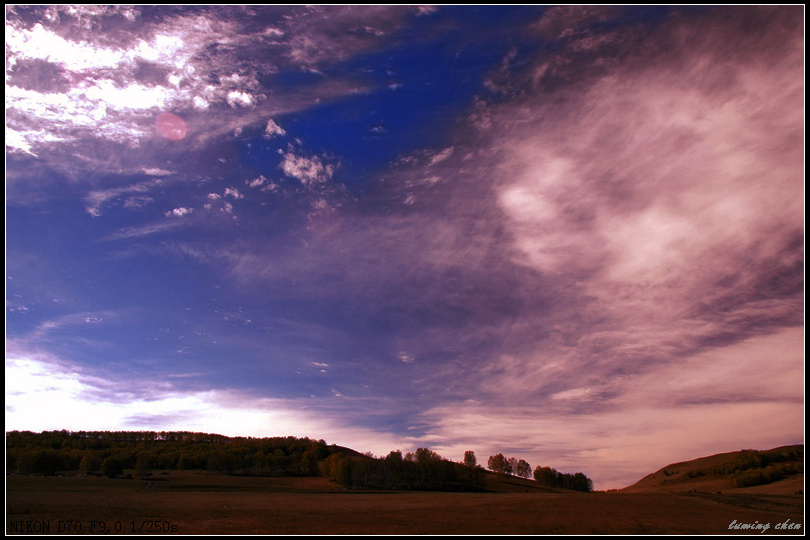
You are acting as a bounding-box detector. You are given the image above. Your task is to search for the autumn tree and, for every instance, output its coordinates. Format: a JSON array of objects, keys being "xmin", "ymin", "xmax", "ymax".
[
  {"xmin": 516, "ymin": 458, "xmax": 532, "ymax": 479},
  {"xmin": 533, "ymin": 465, "xmax": 593, "ymax": 492},
  {"xmin": 487, "ymin": 453, "xmax": 507, "ymax": 477},
  {"xmin": 463, "ymin": 450, "xmax": 477, "ymax": 468},
  {"xmin": 533, "ymin": 465, "xmax": 557, "ymax": 486}
]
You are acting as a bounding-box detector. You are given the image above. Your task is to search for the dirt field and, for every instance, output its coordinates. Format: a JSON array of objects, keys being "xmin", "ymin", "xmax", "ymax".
[{"xmin": 6, "ymin": 472, "xmax": 804, "ymax": 535}]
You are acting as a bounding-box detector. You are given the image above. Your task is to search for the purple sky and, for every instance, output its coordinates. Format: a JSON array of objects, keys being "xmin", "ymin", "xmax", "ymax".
[{"xmin": 5, "ymin": 6, "xmax": 804, "ymax": 489}]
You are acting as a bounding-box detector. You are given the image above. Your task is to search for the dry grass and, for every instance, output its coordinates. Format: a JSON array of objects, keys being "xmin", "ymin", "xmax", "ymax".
[{"xmin": 6, "ymin": 472, "xmax": 804, "ymax": 535}]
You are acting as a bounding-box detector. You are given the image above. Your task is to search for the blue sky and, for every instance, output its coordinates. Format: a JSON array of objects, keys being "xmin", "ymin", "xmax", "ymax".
[{"xmin": 5, "ymin": 6, "xmax": 804, "ymax": 489}]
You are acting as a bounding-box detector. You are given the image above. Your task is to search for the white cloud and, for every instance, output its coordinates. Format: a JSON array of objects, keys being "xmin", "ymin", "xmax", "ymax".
[
  {"xmin": 192, "ymin": 95, "xmax": 210, "ymax": 110},
  {"xmin": 248, "ymin": 175, "xmax": 267, "ymax": 188},
  {"xmin": 142, "ymin": 167, "xmax": 174, "ymax": 176},
  {"xmin": 246, "ymin": 175, "xmax": 279, "ymax": 192},
  {"xmin": 84, "ymin": 80, "xmax": 173, "ymax": 111},
  {"xmin": 5, "ymin": 128, "xmax": 38, "ymax": 156},
  {"xmin": 264, "ymin": 119, "xmax": 286, "ymax": 138},
  {"xmin": 166, "ymin": 207, "xmax": 193, "ymax": 218},
  {"xmin": 6, "ymin": 23, "xmax": 127, "ymax": 71},
  {"xmin": 224, "ymin": 187, "xmax": 244, "ymax": 199},
  {"xmin": 226, "ymin": 90, "xmax": 256, "ymax": 108},
  {"xmin": 280, "ymin": 150, "xmax": 335, "ymax": 186}
]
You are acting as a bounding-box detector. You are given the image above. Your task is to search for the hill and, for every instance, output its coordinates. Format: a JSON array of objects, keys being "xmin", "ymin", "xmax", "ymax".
[{"xmin": 621, "ymin": 445, "xmax": 803, "ymax": 494}]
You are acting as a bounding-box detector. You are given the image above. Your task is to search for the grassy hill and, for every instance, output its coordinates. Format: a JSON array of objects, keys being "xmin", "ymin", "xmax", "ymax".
[{"xmin": 621, "ymin": 445, "xmax": 803, "ymax": 494}]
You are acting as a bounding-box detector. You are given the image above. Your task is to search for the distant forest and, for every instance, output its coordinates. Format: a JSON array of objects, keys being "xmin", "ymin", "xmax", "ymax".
[{"xmin": 5, "ymin": 430, "xmax": 593, "ymax": 492}]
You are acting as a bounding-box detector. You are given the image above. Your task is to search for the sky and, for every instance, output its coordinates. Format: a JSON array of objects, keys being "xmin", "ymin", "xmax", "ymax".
[{"xmin": 5, "ymin": 5, "xmax": 804, "ymax": 490}]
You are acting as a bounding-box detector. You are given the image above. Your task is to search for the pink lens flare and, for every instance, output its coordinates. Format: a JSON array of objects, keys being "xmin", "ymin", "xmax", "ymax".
[{"xmin": 156, "ymin": 112, "xmax": 188, "ymax": 141}]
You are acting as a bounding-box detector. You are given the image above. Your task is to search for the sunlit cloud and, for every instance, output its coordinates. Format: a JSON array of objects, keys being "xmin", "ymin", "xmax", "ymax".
[
  {"xmin": 166, "ymin": 207, "xmax": 193, "ymax": 218},
  {"xmin": 420, "ymin": 329, "xmax": 804, "ymax": 489},
  {"xmin": 5, "ymin": 350, "xmax": 404, "ymax": 456},
  {"xmin": 280, "ymin": 150, "xmax": 336, "ymax": 186},
  {"xmin": 264, "ymin": 118, "xmax": 286, "ymax": 138}
]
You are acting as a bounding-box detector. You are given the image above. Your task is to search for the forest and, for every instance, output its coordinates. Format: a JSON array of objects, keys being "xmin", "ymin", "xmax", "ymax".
[{"xmin": 5, "ymin": 430, "xmax": 593, "ymax": 492}]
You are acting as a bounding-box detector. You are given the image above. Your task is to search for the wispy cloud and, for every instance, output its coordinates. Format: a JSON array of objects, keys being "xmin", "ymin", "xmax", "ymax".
[
  {"xmin": 85, "ymin": 178, "xmax": 163, "ymax": 216},
  {"xmin": 103, "ymin": 220, "xmax": 185, "ymax": 241},
  {"xmin": 484, "ymin": 7, "xmax": 804, "ymax": 376}
]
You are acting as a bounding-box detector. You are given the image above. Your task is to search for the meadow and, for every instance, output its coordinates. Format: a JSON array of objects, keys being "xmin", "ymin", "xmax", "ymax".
[{"xmin": 6, "ymin": 471, "xmax": 804, "ymax": 535}]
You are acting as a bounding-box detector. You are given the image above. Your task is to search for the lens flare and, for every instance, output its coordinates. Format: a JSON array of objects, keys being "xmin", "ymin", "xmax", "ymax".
[{"xmin": 156, "ymin": 112, "xmax": 188, "ymax": 141}]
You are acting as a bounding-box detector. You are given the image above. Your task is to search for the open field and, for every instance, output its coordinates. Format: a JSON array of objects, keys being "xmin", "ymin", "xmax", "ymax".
[{"xmin": 6, "ymin": 471, "xmax": 804, "ymax": 535}]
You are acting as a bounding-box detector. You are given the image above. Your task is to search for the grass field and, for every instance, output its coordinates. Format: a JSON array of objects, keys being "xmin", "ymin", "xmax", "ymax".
[{"xmin": 6, "ymin": 471, "xmax": 804, "ymax": 535}]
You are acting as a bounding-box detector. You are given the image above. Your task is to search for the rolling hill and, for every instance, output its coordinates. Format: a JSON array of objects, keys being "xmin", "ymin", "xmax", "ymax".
[{"xmin": 621, "ymin": 444, "xmax": 803, "ymax": 494}]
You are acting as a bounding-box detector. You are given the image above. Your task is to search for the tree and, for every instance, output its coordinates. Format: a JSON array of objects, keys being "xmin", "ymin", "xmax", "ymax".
[
  {"xmin": 335, "ymin": 456, "xmax": 353, "ymax": 488},
  {"xmin": 79, "ymin": 451, "xmax": 101, "ymax": 473},
  {"xmin": 533, "ymin": 465, "xmax": 558, "ymax": 486},
  {"xmin": 516, "ymin": 459, "xmax": 532, "ymax": 479},
  {"xmin": 300, "ymin": 448, "xmax": 318, "ymax": 475},
  {"xmin": 463, "ymin": 450, "xmax": 477, "ymax": 468},
  {"xmin": 533, "ymin": 465, "xmax": 593, "ymax": 492},
  {"xmin": 572, "ymin": 472, "xmax": 593, "ymax": 492},
  {"xmin": 413, "ymin": 447, "xmax": 442, "ymax": 463},
  {"xmin": 487, "ymin": 453, "xmax": 507, "ymax": 477},
  {"xmin": 384, "ymin": 450, "xmax": 405, "ymax": 489},
  {"xmin": 506, "ymin": 457, "xmax": 518, "ymax": 476}
]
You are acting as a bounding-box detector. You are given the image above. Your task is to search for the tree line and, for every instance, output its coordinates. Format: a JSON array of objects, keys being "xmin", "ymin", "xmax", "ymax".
[
  {"xmin": 322, "ymin": 448, "xmax": 486, "ymax": 491},
  {"xmin": 485, "ymin": 452, "xmax": 593, "ymax": 492},
  {"xmin": 6, "ymin": 430, "xmax": 335, "ymax": 478},
  {"xmin": 6, "ymin": 430, "xmax": 593, "ymax": 492}
]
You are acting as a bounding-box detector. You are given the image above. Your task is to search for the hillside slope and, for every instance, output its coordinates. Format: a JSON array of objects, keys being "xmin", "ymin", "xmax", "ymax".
[{"xmin": 621, "ymin": 445, "xmax": 803, "ymax": 494}]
